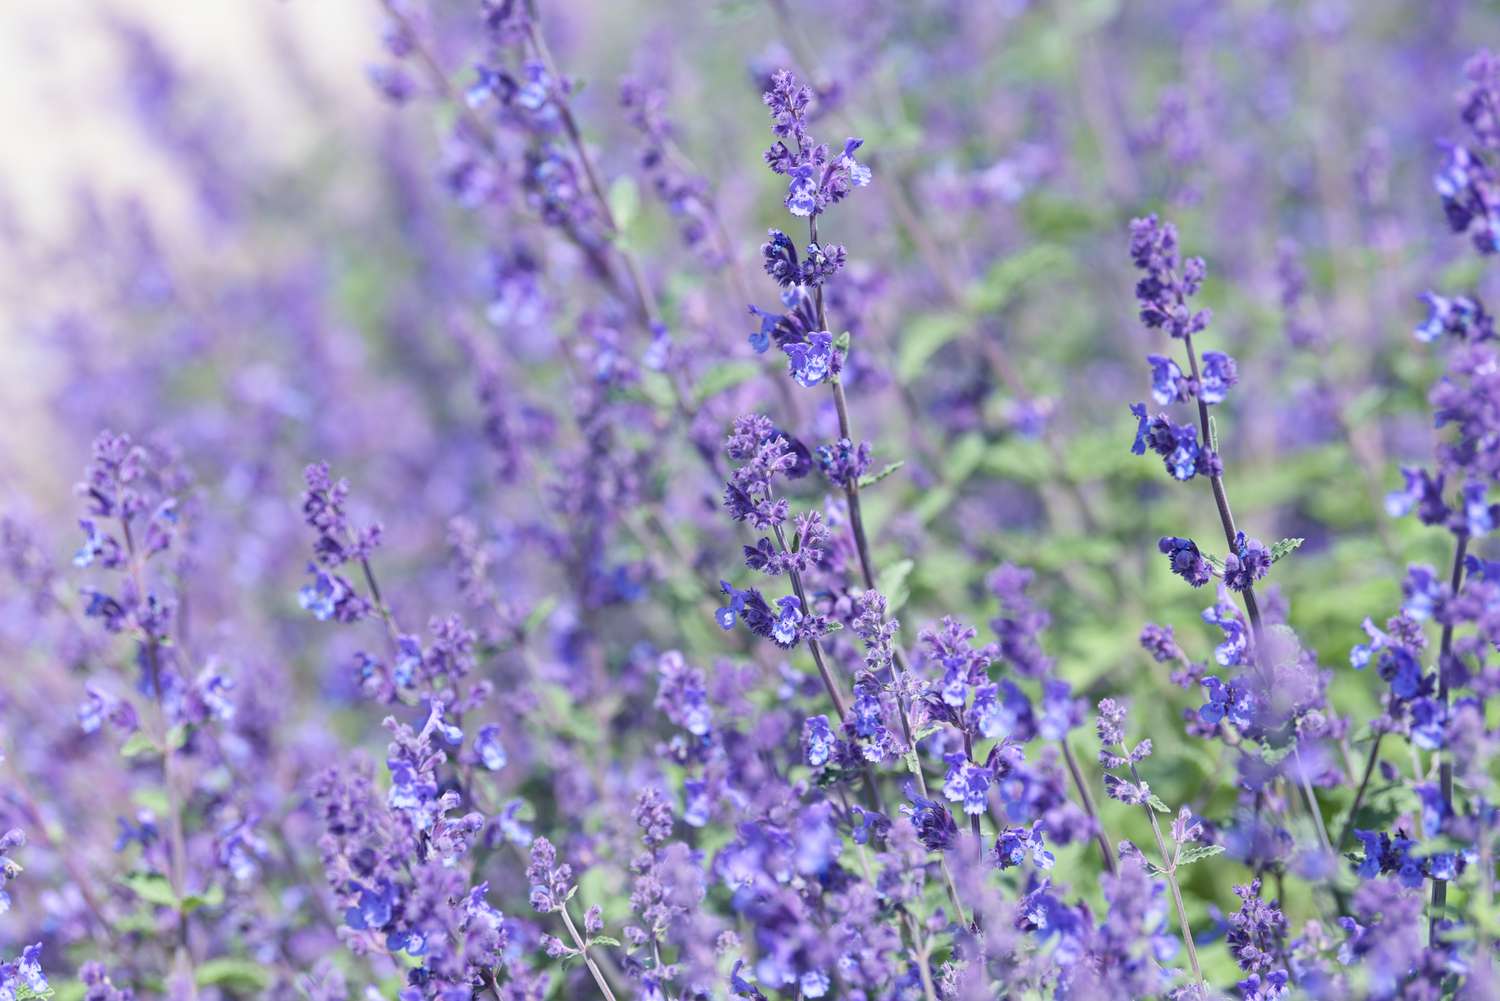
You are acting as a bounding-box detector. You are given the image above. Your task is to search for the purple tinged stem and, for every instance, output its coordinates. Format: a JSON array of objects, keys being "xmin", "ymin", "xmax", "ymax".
[
  {"xmin": 120, "ymin": 515, "xmax": 197, "ymax": 994},
  {"xmin": 1432, "ymin": 532, "xmax": 1469, "ymax": 944},
  {"xmin": 558, "ymin": 901, "xmax": 620, "ymax": 1001},
  {"xmin": 1125, "ymin": 747, "xmax": 1204, "ymax": 989},
  {"xmin": 1060, "ymin": 738, "xmax": 1117, "ymax": 875}
]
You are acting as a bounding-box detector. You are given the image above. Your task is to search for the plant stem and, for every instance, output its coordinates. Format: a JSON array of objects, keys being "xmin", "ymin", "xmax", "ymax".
[
  {"xmin": 1126, "ymin": 753, "xmax": 1204, "ymax": 989},
  {"xmin": 1338, "ymin": 731, "xmax": 1385, "ymax": 850},
  {"xmin": 1432, "ymin": 531, "xmax": 1469, "ymax": 943},
  {"xmin": 1060, "ymin": 738, "xmax": 1117, "ymax": 875},
  {"xmin": 1292, "ymin": 745, "xmax": 1333, "ymax": 857},
  {"xmin": 121, "ymin": 518, "xmax": 196, "ymax": 996},
  {"xmin": 559, "ymin": 903, "xmax": 619, "ymax": 1001}
]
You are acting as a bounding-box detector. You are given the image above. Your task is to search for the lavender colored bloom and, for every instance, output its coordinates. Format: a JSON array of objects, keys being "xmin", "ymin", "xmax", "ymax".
[
  {"xmin": 1416, "ymin": 291, "xmax": 1493, "ymax": 342},
  {"xmin": 902, "ymin": 786, "xmax": 958, "ymax": 852},
  {"xmin": 784, "ymin": 331, "xmax": 836, "ymax": 388},
  {"xmin": 1222, "ymin": 531, "xmax": 1271, "ymax": 592},
  {"xmin": 1158, "ymin": 536, "xmax": 1213, "ymax": 587},
  {"xmin": 802, "ymin": 714, "xmax": 836, "ymax": 767},
  {"xmin": 1198, "ymin": 350, "xmax": 1238, "ymax": 404},
  {"xmin": 1146, "ymin": 354, "xmax": 1189, "ymax": 405}
]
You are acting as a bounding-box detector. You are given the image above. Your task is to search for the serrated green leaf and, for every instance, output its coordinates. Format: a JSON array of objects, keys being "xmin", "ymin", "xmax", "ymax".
[
  {"xmin": 858, "ymin": 460, "xmax": 905, "ymax": 489},
  {"xmin": 196, "ymin": 957, "xmax": 271, "ymax": 991},
  {"xmin": 1270, "ymin": 538, "xmax": 1305, "ymax": 563},
  {"xmin": 589, "ymin": 935, "xmax": 622, "ymax": 948},
  {"xmin": 1146, "ymin": 794, "xmax": 1171, "ymax": 814},
  {"xmin": 833, "ymin": 330, "xmax": 851, "ymax": 354},
  {"xmin": 692, "ymin": 360, "xmax": 761, "ymax": 405},
  {"xmin": 123, "ymin": 871, "xmax": 178, "ymax": 908},
  {"xmin": 1177, "ymin": 844, "xmax": 1226, "ymax": 866}
]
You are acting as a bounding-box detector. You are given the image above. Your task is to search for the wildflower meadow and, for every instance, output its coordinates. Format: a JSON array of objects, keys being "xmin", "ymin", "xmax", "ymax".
[{"xmin": 6, "ymin": 2, "xmax": 1500, "ymax": 998}]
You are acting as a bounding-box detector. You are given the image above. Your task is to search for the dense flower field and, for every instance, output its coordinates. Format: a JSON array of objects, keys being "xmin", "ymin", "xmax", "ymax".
[{"xmin": 7, "ymin": 1, "xmax": 1500, "ymax": 998}]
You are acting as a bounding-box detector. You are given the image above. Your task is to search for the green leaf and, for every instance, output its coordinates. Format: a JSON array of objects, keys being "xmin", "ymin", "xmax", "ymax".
[
  {"xmin": 1270, "ymin": 538, "xmax": 1305, "ymax": 563},
  {"xmin": 966, "ymin": 243, "xmax": 1071, "ymax": 313},
  {"xmin": 119, "ymin": 731, "xmax": 159, "ymax": 759},
  {"xmin": 181, "ymin": 884, "xmax": 226, "ymax": 913},
  {"xmin": 877, "ymin": 559, "xmax": 916, "ymax": 613},
  {"xmin": 895, "ymin": 312, "xmax": 967, "ymax": 384},
  {"xmin": 196, "ymin": 957, "xmax": 271, "ymax": 991},
  {"xmin": 588, "ymin": 935, "xmax": 622, "ymax": 948},
  {"xmin": 1177, "ymin": 844, "xmax": 1226, "ymax": 866},
  {"xmin": 1208, "ymin": 414, "xmax": 1220, "ymax": 453},
  {"xmin": 607, "ymin": 177, "xmax": 639, "ymax": 232},
  {"xmin": 122, "ymin": 871, "xmax": 178, "ymax": 908},
  {"xmin": 857, "ymin": 460, "xmax": 905, "ymax": 489},
  {"xmin": 833, "ymin": 330, "xmax": 851, "ymax": 354},
  {"xmin": 1146, "ymin": 794, "xmax": 1171, "ymax": 815},
  {"xmin": 522, "ymin": 596, "xmax": 558, "ymax": 637},
  {"xmin": 692, "ymin": 360, "xmax": 761, "ymax": 405}
]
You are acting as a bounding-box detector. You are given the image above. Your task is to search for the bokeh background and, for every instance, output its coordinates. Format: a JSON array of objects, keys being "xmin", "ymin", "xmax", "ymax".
[{"xmin": 4, "ymin": 0, "xmax": 1500, "ymax": 995}]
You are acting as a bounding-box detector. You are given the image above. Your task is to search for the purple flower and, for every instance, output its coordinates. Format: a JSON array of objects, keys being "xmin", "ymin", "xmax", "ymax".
[
  {"xmin": 802, "ymin": 714, "xmax": 836, "ymax": 767},
  {"xmin": 1199, "ymin": 350, "xmax": 1238, "ymax": 404},
  {"xmin": 785, "ymin": 331, "xmax": 835, "ymax": 387},
  {"xmin": 1222, "ymin": 532, "xmax": 1271, "ymax": 592},
  {"xmin": 1158, "ymin": 536, "xmax": 1213, "ymax": 587},
  {"xmin": 1146, "ymin": 354, "xmax": 1189, "ymax": 404},
  {"xmin": 942, "ymin": 753, "xmax": 991, "ymax": 815}
]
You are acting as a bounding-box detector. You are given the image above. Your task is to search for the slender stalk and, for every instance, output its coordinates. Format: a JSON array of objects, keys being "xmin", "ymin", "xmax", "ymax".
[
  {"xmin": 121, "ymin": 518, "xmax": 196, "ymax": 995},
  {"xmin": 1126, "ymin": 753, "xmax": 1204, "ymax": 989},
  {"xmin": 1178, "ymin": 333, "xmax": 1268, "ymax": 656},
  {"xmin": 1432, "ymin": 532, "xmax": 1469, "ymax": 943},
  {"xmin": 1337, "ymin": 731, "xmax": 1384, "ymax": 850},
  {"xmin": 901, "ymin": 910, "xmax": 941, "ymax": 1001},
  {"xmin": 1292, "ymin": 745, "xmax": 1333, "ymax": 857},
  {"xmin": 559, "ymin": 903, "xmax": 619, "ymax": 1001},
  {"xmin": 1060, "ymin": 739, "xmax": 1117, "ymax": 875}
]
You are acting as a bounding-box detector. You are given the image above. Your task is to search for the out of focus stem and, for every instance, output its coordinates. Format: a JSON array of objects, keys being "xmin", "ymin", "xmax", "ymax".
[
  {"xmin": 1125, "ymin": 750, "xmax": 1204, "ymax": 989},
  {"xmin": 1060, "ymin": 739, "xmax": 1117, "ymax": 875},
  {"xmin": 1432, "ymin": 532, "xmax": 1469, "ymax": 944},
  {"xmin": 121, "ymin": 517, "xmax": 196, "ymax": 996}
]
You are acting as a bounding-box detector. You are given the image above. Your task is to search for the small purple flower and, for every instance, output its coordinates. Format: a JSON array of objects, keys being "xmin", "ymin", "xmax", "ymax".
[
  {"xmin": 476, "ymin": 724, "xmax": 507, "ymax": 771},
  {"xmin": 1222, "ymin": 531, "xmax": 1270, "ymax": 592},
  {"xmin": 802, "ymin": 714, "xmax": 836, "ymax": 767},
  {"xmin": 1158, "ymin": 536, "xmax": 1213, "ymax": 587},
  {"xmin": 785, "ymin": 331, "xmax": 835, "ymax": 387},
  {"xmin": 1198, "ymin": 350, "xmax": 1238, "ymax": 404},
  {"xmin": 942, "ymin": 753, "xmax": 992, "ymax": 815},
  {"xmin": 1146, "ymin": 354, "xmax": 1189, "ymax": 405}
]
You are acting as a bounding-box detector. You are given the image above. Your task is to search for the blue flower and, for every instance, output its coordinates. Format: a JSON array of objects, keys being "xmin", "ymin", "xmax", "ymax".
[
  {"xmin": 1159, "ymin": 536, "xmax": 1213, "ymax": 587},
  {"xmin": 1130, "ymin": 402, "xmax": 1150, "ymax": 454},
  {"xmin": 1463, "ymin": 480, "xmax": 1497, "ymax": 535},
  {"xmin": 802, "ymin": 714, "xmax": 836, "ymax": 767},
  {"xmin": 1199, "ymin": 350, "xmax": 1238, "ymax": 403},
  {"xmin": 942, "ymin": 753, "xmax": 991, "ymax": 815},
  {"xmin": 1146, "ymin": 354, "xmax": 1187, "ymax": 405},
  {"xmin": 476, "ymin": 723, "xmax": 507, "ymax": 770},
  {"xmin": 747, "ymin": 306, "xmax": 779, "ymax": 353},
  {"xmin": 785, "ymin": 165, "xmax": 818, "ymax": 217},
  {"xmin": 837, "ymin": 138, "xmax": 872, "ymax": 187},
  {"xmin": 1202, "ymin": 599, "xmax": 1249, "ymax": 667},
  {"xmin": 772, "ymin": 595, "xmax": 803, "ymax": 646},
  {"xmin": 785, "ymin": 332, "xmax": 834, "ymax": 387}
]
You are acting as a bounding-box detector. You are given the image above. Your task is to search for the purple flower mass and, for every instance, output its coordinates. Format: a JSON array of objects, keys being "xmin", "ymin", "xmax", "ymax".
[{"xmin": 7, "ymin": 6, "xmax": 1500, "ymax": 1000}]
